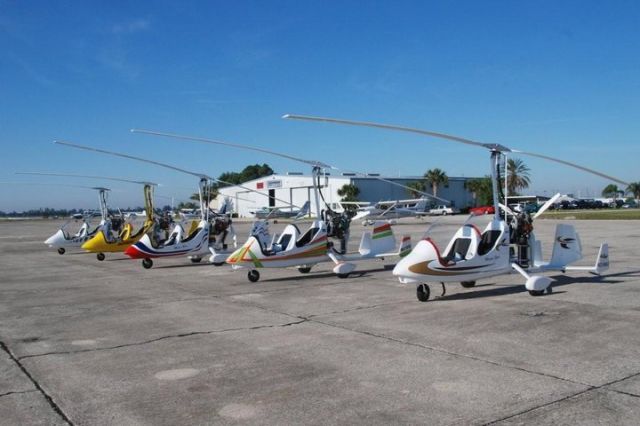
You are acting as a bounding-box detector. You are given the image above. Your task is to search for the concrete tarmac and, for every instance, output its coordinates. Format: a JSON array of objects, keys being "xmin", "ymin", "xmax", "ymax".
[{"xmin": 0, "ymin": 216, "xmax": 639, "ymax": 425}]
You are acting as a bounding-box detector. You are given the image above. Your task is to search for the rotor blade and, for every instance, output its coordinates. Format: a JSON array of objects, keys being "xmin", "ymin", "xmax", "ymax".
[
  {"xmin": 131, "ymin": 128, "xmax": 334, "ymax": 169},
  {"xmin": 16, "ymin": 172, "xmax": 157, "ymax": 186},
  {"xmin": 55, "ymin": 141, "xmax": 210, "ymax": 180},
  {"xmin": 533, "ymin": 193, "xmax": 562, "ymax": 219},
  {"xmin": 511, "ymin": 150, "xmax": 629, "ymax": 186},
  {"xmin": 133, "ymin": 129, "xmax": 448, "ymax": 204},
  {"xmin": 55, "ymin": 141, "xmax": 299, "ymax": 209},
  {"xmin": 0, "ymin": 181, "xmax": 110, "ymax": 191},
  {"xmin": 283, "ymin": 114, "xmax": 502, "ymax": 150},
  {"xmin": 284, "ymin": 114, "xmax": 629, "ymax": 185}
]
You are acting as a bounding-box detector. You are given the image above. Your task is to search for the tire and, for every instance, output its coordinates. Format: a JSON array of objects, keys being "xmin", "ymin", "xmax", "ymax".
[
  {"xmin": 57, "ymin": 248, "xmax": 65, "ymax": 255},
  {"xmin": 142, "ymin": 258, "xmax": 153, "ymax": 269},
  {"xmin": 190, "ymin": 257, "xmax": 202, "ymax": 263},
  {"xmin": 417, "ymin": 284, "xmax": 430, "ymax": 302},
  {"xmin": 298, "ymin": 266, "xmax": 312, "ymax": 274},
  {"xmin": 528, "ymin": 290, "xmax": 544, "ymax": 296},
  {"xmin": 461, "ymin": 281, "xmax": 476, "ymax": 288},
  {"xmin": 213, "ymin": 262, "xmax": 224, "ymax": 267},
  {"xmin": 442, "ymin": 211, "xmax": 448, "ymax": 216},
  {"xmin": 337, "ymin": 273, "xmax": 350, "ymax": 279},
  {"xmin": 248, "ymin": 270, "xmax": 260, "ymax": 282},
  {"xmin": 96, "ymin": 252, "xmax": 105, "ymax": 261}
]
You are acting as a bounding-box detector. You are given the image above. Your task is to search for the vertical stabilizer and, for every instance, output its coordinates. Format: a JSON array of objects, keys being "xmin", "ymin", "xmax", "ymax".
[{"xmin": 549, "ymin": 224, "xmax": 583, "ymax": 267}]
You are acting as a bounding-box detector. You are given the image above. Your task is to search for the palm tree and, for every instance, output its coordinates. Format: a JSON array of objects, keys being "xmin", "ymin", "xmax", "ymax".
[
  {"xmin": 405, "ymin": 181, "xmax": 426, "ymax": 198},
  {"xmin": 626, "ymin": 182, "xmax": 640, "ymax": 205},
  {"xmin": 505, "ymin": 158, "xmax": 531, "ymax": 195},
  {"xmin": 465, "ymin": 178, "xmax": 485, "ymax": 207},
  {"xmin": 424, "ymin": 168, "xmax": 448, "ymax": 198},
  {"xmin": 602, "ymin": 184, "xmax": 619, "ymax": 199},
  {"xmin": 337, "ymin": 183, "xmax": 360, "ymax": 213}
]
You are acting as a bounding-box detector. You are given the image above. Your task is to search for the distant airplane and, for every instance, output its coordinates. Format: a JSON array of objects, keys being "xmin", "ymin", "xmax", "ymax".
[
  {"xmin": 251, "ymin": 201, "xmax": 311, "ymax": 220},
  {"xmin": 349, "ymin": 198, "xmax": 430, "ymax": 223}
]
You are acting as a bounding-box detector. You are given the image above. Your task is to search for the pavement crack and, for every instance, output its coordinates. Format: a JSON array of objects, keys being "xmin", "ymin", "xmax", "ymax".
[
  {"xmin": 0, "ymin": 390, "xmax": 38, "ymax": 399},
  {"xmin": 484, "ymin": 370, "xmax": 640, "ymax": 424},
  {"xmin": 18, "ymin": 319, "xmax": 308, "ymax": 360},
  {"xmin": 308, "ymin": 318, "xmax": 593, "ymax": 388},
  {"xmin": 0, "ymin": 340, "xmax": 74, "ymax": 425}
]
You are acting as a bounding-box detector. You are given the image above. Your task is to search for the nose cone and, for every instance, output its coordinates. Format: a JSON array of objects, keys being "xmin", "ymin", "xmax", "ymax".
[{"xmin": 124, "ymin": 244, "xmax": 144, "ymax": 259}]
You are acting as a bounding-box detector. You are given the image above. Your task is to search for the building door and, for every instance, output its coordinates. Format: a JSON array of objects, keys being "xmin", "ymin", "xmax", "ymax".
[{"xmin": 268, "ymin": 189, "xmax": 276, "ymax": 207}]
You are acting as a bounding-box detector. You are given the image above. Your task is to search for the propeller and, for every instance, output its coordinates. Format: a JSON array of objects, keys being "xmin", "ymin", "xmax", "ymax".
[
  {"xmin": 16, "ymin": 172, "xmax": 157, "ymax": 186},
  {"xmin": 283, "ymin": 114, "xmax": 630, "ymax": 186},
  {"xmin": 131, "ymin": 129, "xmax": 449, "ymax": 203},
  {"xmin": 54, "ymin": 141, "xmax": 301, "ymax": 209}
]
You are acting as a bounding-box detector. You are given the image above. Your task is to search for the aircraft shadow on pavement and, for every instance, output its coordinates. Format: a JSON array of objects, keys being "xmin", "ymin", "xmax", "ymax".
[
  {"xmin": 431, "ymin": 269, "xmax": 640, "ymax": 302},
  {"xmin": 259, "ymin": 265, "xmax": 396, "ymax": 283}
]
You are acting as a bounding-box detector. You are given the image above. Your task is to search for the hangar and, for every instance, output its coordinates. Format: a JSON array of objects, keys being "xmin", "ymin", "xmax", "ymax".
[{"xmin": 217, "ymin": 172, "xmax": 479, "ymax": 217}]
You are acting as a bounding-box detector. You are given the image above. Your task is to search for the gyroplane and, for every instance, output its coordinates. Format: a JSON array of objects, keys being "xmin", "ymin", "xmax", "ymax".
[
  {"xmin": 18, "ymin": 171, "xmax": 158, "ymax": 261},
  {"xmin": 283, "ymin": 114, "xmax": 626, "ymax": 301},
  {"xmin": 129, "ymin": 129, "xmax": 413, "ymax": 282},
  {"xmin": 54, "ymin": 141, "xmax": 296, "ymax": 269},
  {"xmin": 8, "ymin": 178, "xmax": 113, "ymax": 255}
]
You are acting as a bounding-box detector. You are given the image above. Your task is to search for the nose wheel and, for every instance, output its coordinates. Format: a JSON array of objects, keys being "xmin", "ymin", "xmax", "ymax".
[
  {"xmin": 416, "ymin": 284, "xmax": 430, "ymax": 302},
  {"xmin": 57, "ymin": 248, "xmax": 65, "ymax": 255},
  {"xmin": 142, "ymin": 258, "xmax": 153, "ymax": 269},
  {"xmin": 96, "ymin": 253, "xmax": 105, "ymax": 261},
  {"xmin": 248, "ymin": 270, "xmax": 260, "ymax": 282}
]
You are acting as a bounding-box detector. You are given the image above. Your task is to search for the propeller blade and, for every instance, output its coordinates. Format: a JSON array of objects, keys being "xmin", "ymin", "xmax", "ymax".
[
  {"xmin": 533, "ymin": 193, "xmax": 562, "ymax": 219},
  {"xmin": 283, "ymin": 114, "xmax": 629, "ymax": 185},
  {"xmin": 16, "ymin": 172, "xmax": 157, "ymax": 186}
]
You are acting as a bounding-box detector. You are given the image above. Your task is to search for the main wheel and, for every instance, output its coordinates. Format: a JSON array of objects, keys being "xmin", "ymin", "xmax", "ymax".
[
  {"xmin": 142, "ymin": 258, "xmax": 153, "ymax": 269},
  {"xmin": 417, "ymin": 284, "xmax": 430, "ymax": 302},
  {"xmin": 96, "ymin": 252, "xmax": 105, "ymax": 261},
  {"xmin": 337, "ymin": 273, "xmax": 350, "ymax": 279},
  {"xmin": 248, "ymin": 270, "xmax": 260, "ymax": 282},
  {"xmin": 298, "ymin": 266, "xmax": 312, "ymax": 274},
  {"xmin": 57, "ymin": 248, "xmax": 65, "ymax": 255},
  {"xmin": 528, "ymin": 290, "xmax": 544, "ymax": 296},
  {"xmin": 190, "ymin": 257, "xmax": 202, "ymax": 263},
  {"xmin": 460, "ymin": 281, "xmax": 476, "ymax": 288}
]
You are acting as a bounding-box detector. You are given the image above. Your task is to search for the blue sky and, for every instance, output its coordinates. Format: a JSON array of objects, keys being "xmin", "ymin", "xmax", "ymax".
[{"xmin": 1, "ymin": 0, "xmax": 638, "ymax": 211}]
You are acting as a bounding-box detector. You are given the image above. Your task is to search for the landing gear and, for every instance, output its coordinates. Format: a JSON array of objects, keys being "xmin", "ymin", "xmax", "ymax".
[
  {"xmin": 248, "ymin": 270, "xmax": 260, "ymax": 282},
  {"xmin": 57, "ymin": 248, "xmax": 65, "ymax": 255},
  {"xmin": 96, "ymin": 253, "xmax": 105, "ymax": 261},
  {"xmin": 298, "ymin": 266, "xmax": 312, "ymax": 274},
  {"xmin": 417, "ymin": 284, "xmax": 430, "ymax": 302},
  {"xmin": 528, "ymin": 290, "xmax": 544, "ymax": 296},
  {"xmin": 190, "ymin": 256, "xmax": 202, "ymax": 263},
  {"xmin": 142, "ymin": 258, "xmax": 153, "ymax": 269},
  {"xmin": 213, "ymin": 262, "xmax": 224, "ymax": 267},
  {"xmin": 337, "ymin": 273, "xmax": 350, "ymax": 279},
  {"xmin": 461, "ymin": 281, "xmax": 476, "ymax": 288}
]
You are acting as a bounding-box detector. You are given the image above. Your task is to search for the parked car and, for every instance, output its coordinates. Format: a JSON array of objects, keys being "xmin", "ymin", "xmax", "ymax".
[
  {"xmin": 469, "ymin": 206, "xmax": 495, "ymax": 215},
  {"xmin": 429, "ymin": 205, "xmax": 459, "ymax": 216}
]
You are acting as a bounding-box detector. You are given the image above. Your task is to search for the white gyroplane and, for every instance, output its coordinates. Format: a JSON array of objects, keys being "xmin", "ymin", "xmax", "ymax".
[
  {"xmin": 283, "ymin": 114, "xmax": 626, "ymax": 301},
  {"xmin": 130, "ymin": 129, "xmax": 414, "ymax": 282}
]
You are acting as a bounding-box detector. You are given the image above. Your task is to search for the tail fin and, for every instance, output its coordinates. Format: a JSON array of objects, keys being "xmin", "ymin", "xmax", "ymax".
[
  {"xmin": 414, "ymin": 198, "xmax": 428, "ymax": 213},
  {"xmin": 294, "ymin": 201, "xmax": 311, "ymax": 219},
  {"xmin": 398, "ymin": 235, "xmax": 412, "ymax": 257},
  {"xmin": 565, "ymin": 243, "xmax": 609, "ymax": 275},
  {"xmin": 593, "ymin": 243, "xmax": 609, "ymax": 275},
  {"xmin": 548, "ymin": 224, "xmax": 583, "ymax": 268},
  {"xmin": 358, "ymin": 221, "xmax": 396, "ymax": 257}
]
